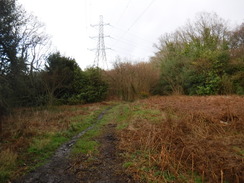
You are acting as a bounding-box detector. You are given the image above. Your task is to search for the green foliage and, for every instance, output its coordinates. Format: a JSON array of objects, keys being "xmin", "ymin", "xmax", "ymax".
[
  {"xmin": 43, "ymin": 55, "xmax": 108, "ymax": 105},
  {"xmin": 196, "ymin": 71, "xmax": 221, "ymax": 95},
  {"xmin": 0, "ymin": 0, "xmax": 50, "ymax": 112},
  {"xmin": 160, "ymin": 55, "xmax": 190, "ymax": 94},
  {"xmin": 0, "ymin": 0, "xmax": 25, "ymax": 109},
  {"xmin": 153, "ymin": 12, "xmax": 243, "ymax": 95},
  {"xmin": 42, "ymin": 55, "xmax": 105, "ymax": 104},
  {"xmin": 0, "ymin": 78, "xmax": 11, "ymax": 116},
  {"xmin": 44, "ymin": 52, "xmax": 83, "ymax": 102},
  {"xmin": 77, "ymin": 67, "xmax": 108, "ymax": 103}
]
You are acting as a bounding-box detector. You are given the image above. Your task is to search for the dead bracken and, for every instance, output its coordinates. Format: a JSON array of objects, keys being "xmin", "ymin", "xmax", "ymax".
[{"xmin": 118, "ymin": 96, "xmax": 244, "ymax": 183}]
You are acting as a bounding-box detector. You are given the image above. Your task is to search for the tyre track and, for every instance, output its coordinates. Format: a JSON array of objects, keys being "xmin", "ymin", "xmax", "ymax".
[{"xmin": 15, "ymin": 107, "xmax": 113, "ymax": 183}]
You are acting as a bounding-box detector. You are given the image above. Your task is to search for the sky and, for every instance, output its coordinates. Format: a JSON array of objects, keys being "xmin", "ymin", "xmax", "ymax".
[{"xmin": 18, "ymin": 0, "xmax": 244, "ymax": 69}]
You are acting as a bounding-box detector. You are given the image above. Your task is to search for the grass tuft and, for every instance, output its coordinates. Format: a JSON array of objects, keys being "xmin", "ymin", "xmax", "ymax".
[
  {"xmin": 71, "ymin": 129, "xmax": 100, "ymax": 155},
  {"xmin": 0, "ymin": 149, "xmax": 18, "ymax": 182}
]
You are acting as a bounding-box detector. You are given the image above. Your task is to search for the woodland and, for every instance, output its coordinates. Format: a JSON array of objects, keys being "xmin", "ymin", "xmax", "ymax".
[
  {"xmin": 1, "ymin": 1, "xmax": 244, "ymax": 182},
  {"xmin": 1, "ymin": 0, "xmax": 243, "ymax": 116}
]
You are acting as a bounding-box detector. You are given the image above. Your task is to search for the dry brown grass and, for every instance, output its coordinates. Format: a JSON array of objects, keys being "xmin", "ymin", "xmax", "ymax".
[
  {"xmin": 118, "ymin": 96, "xmax": 244, "ymax": 182},
  {"xmin": 0, "ymin": 102, "xmax": 108, "ymax": 182},
  {"xmin": 0, "ymin": 148, "xmax": 18, "ymax": 171},
  {"xmin": 0, "ymin": 103, "xmax": 106, "ymax": 152}
]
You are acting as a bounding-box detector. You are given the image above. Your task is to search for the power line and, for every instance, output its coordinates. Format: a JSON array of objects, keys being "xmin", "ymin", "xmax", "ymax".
[
  {"xmin": 112, "ymin": 0, "xmax": 157, "ymax": 47},
  {"xmin": 116, "ymin": 0, "xmax": 132, "ymax": 24},
  {"xmin": 105, "ymin": 39, "xmax": 153, "ymax": 62},
  {"xmin": 110, "ymin": 37, "xmax": 153, "ymax": 53},
  {"xmin": 127, "ymin": 0, "xmax": 156, "ymax": 32},
  {"xmin": 111, "ymin": 25, "xmax": 153, "ymax": 44}
]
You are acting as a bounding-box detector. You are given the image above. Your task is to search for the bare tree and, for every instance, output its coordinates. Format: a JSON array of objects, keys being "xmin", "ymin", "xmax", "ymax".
[{"xmin": 106, "ymin": 58, "xmax": 160, "ymax": 101}]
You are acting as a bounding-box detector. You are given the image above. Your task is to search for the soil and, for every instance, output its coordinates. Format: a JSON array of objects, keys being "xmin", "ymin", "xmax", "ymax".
[
  {"xmin": 14, "ymin": 107, "xmax": 135, "ymax": 183},
  {"xmin": 70, "ymin": 123, "xmax": 135, "ymax": 183}
]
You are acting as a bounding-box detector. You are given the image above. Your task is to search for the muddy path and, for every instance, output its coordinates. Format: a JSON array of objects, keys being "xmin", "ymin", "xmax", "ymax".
[
  {"xmin": 70, "ymin": 123, "xmax": 135, "ymax": 183},
  {"xmin": 14, "ymin": 107, "xmax": 135, "ymax": 183}
]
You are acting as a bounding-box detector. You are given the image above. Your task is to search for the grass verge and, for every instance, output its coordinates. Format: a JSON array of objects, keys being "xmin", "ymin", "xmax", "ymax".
[{"xmin": 0, "ymin": 102, "xmax": 110, "ymax": 183}]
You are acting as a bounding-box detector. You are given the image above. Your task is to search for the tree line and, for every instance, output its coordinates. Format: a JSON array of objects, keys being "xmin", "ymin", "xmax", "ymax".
[
  {"xmin": 151, "ymin": 12, "xmax": 244, "ymax": 95},
  {"xmin": 106, "ymin": 13, "xmax": 243, "ymax": 99},
  {"xmin": 1, "ymin": 0, "xmax": 243, "ymax": 119},
  {"xmin": 0, "ymin": 0, "xmax": 107, "ymax": 122}
]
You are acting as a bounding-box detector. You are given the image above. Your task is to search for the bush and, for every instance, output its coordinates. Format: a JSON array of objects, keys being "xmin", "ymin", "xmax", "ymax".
[{"xmin": 78, "ymin": 67, "xmax": 108, "ymax": 103}]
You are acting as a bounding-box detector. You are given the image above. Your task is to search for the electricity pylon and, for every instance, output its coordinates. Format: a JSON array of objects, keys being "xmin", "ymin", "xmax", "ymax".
[{"xmin": 90, "ymin": 15, "xmax": 110, "ymax": 69}]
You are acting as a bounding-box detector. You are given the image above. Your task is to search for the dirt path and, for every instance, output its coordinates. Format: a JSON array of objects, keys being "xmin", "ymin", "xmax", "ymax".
[
  {"xmin": 71, "ymin": 123, "xmax": 135, "ymax": 183},
  {"xmin": 14, "ymin": 107, "xmax": 135, "ymax": 183}
]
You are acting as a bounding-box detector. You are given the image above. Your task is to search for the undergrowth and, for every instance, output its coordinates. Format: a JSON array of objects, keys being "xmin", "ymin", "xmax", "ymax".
[
  {"xmin": 1, "ymin": 96, "xmax": 243, "ymax": 183},
  {"xmin": 117, "ymin": 96, "xmax": 244, "ymax": 183},
  {"xmin": 0, "ymin": 103, "xmax": 109, "ymax": 183}
]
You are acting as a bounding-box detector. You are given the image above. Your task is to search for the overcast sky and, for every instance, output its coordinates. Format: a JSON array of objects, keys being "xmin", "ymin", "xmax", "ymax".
[{"xmin": 18, "ymin": 0, "xmax": 244, "ymax": 69}]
